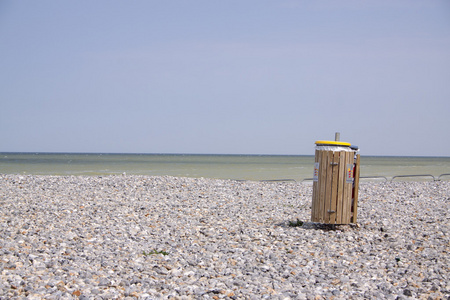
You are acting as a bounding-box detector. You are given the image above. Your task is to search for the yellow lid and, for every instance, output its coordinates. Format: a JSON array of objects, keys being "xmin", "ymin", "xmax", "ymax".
[{"xmin": 315, "ymin": 140, "xmax": 351, "ymax": 147}]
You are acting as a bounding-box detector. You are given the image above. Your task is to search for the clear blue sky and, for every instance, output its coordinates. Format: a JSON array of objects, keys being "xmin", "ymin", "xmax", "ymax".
[{"xmin": 1, "ymin": 1, "xmax": 449, "ymax": 156}]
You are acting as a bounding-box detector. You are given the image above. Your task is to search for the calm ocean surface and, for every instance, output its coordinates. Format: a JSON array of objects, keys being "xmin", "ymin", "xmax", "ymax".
[{"xmin": 1, "ymin": 153, "xmax": 449, "ymax": 181}]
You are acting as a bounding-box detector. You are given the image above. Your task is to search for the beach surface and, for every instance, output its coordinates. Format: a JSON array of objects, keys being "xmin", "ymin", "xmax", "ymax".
[{"xmin": 0, "ymin": 175, "xmax": 449, "ymax": 299}]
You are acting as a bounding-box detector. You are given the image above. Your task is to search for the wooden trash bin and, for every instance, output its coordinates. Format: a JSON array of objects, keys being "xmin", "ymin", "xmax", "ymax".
[{"xmin": 311, "ymin": 140, "xmax": 360, "ymax": 224}]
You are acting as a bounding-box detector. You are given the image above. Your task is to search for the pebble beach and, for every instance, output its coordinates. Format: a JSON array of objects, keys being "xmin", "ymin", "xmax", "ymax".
[{"xmin": 0, "ymin": 174, "xmax": 449, "ymax": 300}]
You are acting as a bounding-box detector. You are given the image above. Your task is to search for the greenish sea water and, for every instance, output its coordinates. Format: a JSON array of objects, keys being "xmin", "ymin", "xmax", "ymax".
[{"xmin": 1, "ymin": 153, "xmax": 449, "ymax": 181}]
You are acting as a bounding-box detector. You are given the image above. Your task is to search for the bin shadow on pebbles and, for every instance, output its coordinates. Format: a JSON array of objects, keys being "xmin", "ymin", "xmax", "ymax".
[{"xmin": 0, "ymin": 175, "xmax": 449, "ymax": 299}]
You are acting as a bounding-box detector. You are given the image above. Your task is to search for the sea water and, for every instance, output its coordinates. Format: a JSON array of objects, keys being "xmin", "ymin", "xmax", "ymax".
[{"xmin": 1, "ymin": 153, "xmax": 449, "ymax": 181}]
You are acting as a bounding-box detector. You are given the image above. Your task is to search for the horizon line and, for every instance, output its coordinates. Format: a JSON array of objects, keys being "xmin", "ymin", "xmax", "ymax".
[{"xmin": 1, "ymin": 151, "xmax": 449, "ymax": 158}]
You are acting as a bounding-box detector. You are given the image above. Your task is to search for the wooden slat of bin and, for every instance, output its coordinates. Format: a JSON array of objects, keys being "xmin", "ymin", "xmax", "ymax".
[
  {"xmin": 314, "ymin": 151, "xmax": 322, "ymax": 222},
  {"xmin": 311, "ymin": 151, "xmax": 317, "ymax": 222},
  {"xmin": 343, "ymin": 151, "xmax": 354, "ymax": 224},
  {"xmin": 351, "ymin": 154, "xmax": 361, "ymax": 223},
  {"xmin": 336, "ymin": 150, "xmax": 346, "ymax": 224},
  {"xmin": 346, "ymin": 151, "xmax": 352, "ymax": 223},
  {"xmin": 318, "ymin": 150, "xmax": 328, "ymax": 222},
  {"xmin": 341, "ymin": 151, "xmax": 349, "ymax": 224},
  {"xmin": 311, "ymin": 151, "xmax": 319, "ymax": 222},
  {"xmin": 328, "ymin": 151, "xmax": 340, "ymax": 224},
  {"xmin": 311, "ymin": 150, "xmax": 319, "ymax": 221},
  {"xmin": 323, "ymin": 150, "xmax": 334, "ymax": 222}
]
